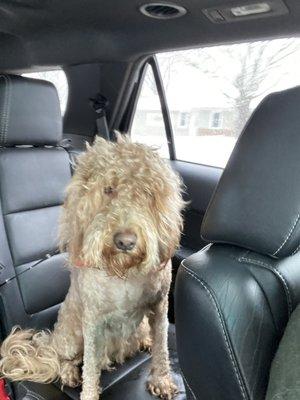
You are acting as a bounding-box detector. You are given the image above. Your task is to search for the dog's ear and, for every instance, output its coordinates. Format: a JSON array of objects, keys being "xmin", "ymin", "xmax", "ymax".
[
  {"xmin": 59, "ymin": 180, "xmax": 86, "ymax": 265},
  {"xmin": 59, "ymin": 145, "xmax": 104, "ymax": 265},
  {"xmin": 158, "ymin": 232, "xmax": 178, "ymax": 265},
  {"xmin": 150, "ymin": 166, "xmax": 185, "ymax": 265},
  {"xmin": 158, "ymin": 244, "xmax": 172, "ymax": 266}
]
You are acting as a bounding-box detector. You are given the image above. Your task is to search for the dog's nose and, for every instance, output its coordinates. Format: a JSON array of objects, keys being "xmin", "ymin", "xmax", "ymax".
[{"xmin": 113, "ymin": 232, "xmax": 137, "ymax": 251}]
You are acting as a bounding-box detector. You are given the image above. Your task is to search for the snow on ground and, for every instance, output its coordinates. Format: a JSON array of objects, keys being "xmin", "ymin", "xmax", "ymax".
[{"xmin": 133, "ymin": 135, "xmax": 237, "ymax": 168}]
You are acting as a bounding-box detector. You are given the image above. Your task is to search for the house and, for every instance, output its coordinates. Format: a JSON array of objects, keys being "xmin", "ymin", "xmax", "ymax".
[
  {"xmin": 132, "ymin": 74, "xmax": 235, "ymax": 138},
  {"xmin": 133, "ymin": 104, "xmax": 234, "ymax": 137}
]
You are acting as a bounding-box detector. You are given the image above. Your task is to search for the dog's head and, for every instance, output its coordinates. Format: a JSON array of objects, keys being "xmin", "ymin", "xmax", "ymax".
[{"xmin": 60, "ymin": 136, "xmax": 185, "ymax": 277}]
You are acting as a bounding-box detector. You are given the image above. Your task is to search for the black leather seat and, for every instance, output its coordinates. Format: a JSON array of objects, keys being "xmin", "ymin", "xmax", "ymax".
[
  {"xmin": 175, "ymin": 86, "xmax": 300, "ymax": 400},
  {"xmin": 0, "ymin": 74, "xmax": 185, "ymax": 400}
]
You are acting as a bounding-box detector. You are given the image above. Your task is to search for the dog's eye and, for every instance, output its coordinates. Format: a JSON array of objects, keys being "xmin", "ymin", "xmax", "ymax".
[{"xmin": 104, "ymin": 186, "xmax": 114, "ymax": 195}]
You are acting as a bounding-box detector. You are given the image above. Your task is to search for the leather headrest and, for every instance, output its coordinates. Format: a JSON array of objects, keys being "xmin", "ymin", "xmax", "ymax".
[
  {"xmin": 0, "ymin": 74, "xmax": 62, "ymax": 146},
  {"xmin": 202, "ymin": 86, "xmax": 300, "ymax": 259}
]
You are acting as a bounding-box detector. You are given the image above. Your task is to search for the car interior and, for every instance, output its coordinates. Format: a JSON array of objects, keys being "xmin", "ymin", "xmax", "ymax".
[{"xmin": 0, "ymin": 0, "xmax": 300, "ymax": 399}]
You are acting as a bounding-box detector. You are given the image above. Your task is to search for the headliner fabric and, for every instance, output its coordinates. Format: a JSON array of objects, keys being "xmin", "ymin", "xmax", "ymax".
[{"xmin": 0, "ymin": 0, "xmax": 300, "ymax": 69}]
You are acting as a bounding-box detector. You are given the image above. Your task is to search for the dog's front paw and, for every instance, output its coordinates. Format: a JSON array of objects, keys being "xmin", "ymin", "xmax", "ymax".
[
  {"xmin": 140, "ymin": 335, "xmax": 152, "ymax": 353},
  {"xmin": 60, "ymin": 362, "xmax": 81, "ymax": 388},
  {"xmin": 147, "ymin": 375, "xmax": 178, "ymax": 399},
  {"xmin": 80, "ymin": 389, "xmax": 101, "ymax": 400}
]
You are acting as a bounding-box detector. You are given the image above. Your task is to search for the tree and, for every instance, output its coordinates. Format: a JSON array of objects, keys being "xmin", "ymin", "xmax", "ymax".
[
  {"xmin": 144, "ymin": 52, "xmax": 194, "ymax": 95},
  {"xmin": 157, "ymin": 39, "xmax": 300, "ymax": 136},
  {"xmin": 213, "ymin": 40, "xmax": 300, "ymax": 136}
]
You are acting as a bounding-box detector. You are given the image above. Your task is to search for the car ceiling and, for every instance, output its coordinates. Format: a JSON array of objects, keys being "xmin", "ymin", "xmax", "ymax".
[{"xmin": 1, "ymin": 0, "xmax": 300, "ymax": 71}]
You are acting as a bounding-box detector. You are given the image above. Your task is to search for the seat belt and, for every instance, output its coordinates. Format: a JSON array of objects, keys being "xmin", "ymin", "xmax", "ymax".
[
  {"xmin": 59, "ymin": 137, "xmax": 78, "ymax": 174},
  {"xmin": 60, "ymin": 93, "xmax": 111, "ymax": 174},
  {"xmin": 89, "ymin": 94, "xmax": 110, "ymax": 140}
]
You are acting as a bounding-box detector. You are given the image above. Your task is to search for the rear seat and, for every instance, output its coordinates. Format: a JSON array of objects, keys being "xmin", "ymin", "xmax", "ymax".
[{"xmin": 0, "ymin": 74, "xmax": 185, "ymax": 400}]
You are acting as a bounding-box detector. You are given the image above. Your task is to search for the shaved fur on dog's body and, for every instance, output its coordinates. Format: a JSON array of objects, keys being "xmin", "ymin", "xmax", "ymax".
[{"xmin": 0, "ymin": 136, "xmax": 185, "ymax": 400}]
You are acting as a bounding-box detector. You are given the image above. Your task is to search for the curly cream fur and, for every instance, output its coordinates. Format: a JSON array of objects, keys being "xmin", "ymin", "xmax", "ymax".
[{"xmin": 0, "ymin": 136, "xmax": 185, "ymax": 400}]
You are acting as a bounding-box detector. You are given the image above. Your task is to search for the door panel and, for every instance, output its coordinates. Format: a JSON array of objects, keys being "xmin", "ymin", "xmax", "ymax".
[
  {"xmin": 168, "ymin": 160, "xmax": 222, "ymax": 322},
  {"xmin": 172, "ymin": 160, "xmax": 222, "ymax": 252}
]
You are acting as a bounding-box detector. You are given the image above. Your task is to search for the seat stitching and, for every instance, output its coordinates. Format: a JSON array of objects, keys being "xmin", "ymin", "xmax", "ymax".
[
  {"xmin": 239, "ymin": 257, "xmax": 292, "ymax": 316},
  {"xmin": 18, "ymin": 382, "xmax": 46, "ymax": 400},
  {"xmin": 4, "ymin": 75, "xmax": 12, "ymax": 145},
  {"xmin": 181, "ymin": 263, "xmax": 248, "ymax": 400},
  {"xmin": 292, "ymin": 242, "xmax": 300, "ymax": 255},
  {"xmin": 181, "ymin": 372, "xmax": 198, "ymax": 400},
  {"xmin": 4, "ymin": 202, "xmax": 63, "ymax": 217},
  {"xmin": 246, "ymin": 267, "xmax": 280, "ymax": 334},
  {"xmin": 273, "ymin": 213, "xmax": 300, "ymax": 256},
  {"xmin": 27, "ymin": 392, "xmax": 45, "ymax": 400},
  {"xmin": 0, "ymin": 75, "xmax": 8, "ymax": 144},
  {"xmin": 0, "ymin": 75, "xmax": 8, "ymax": 143}
]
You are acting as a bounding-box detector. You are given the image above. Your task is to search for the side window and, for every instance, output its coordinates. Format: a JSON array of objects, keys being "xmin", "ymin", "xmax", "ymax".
[
  {"xmin": 157, "ymin": 38, "xmax": 300, "ymax": 168},
  {"xmin": 130, "ymin": 64, "xmax": 169, "ymax": 159},
  {"xmin": 22, "ymin": 70, "xmax": 68, "ymax": 115}
]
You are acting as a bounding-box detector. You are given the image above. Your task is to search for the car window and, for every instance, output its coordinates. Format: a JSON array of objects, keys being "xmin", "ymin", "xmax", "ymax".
[
  {"xmin": 130, "ymin": 64, "xmax": 169, "ymax": 159},
  {"xmin": 22, "ymin": 70, "xmax": 68, "ymax": 115},
  {"xmin": 157, "ymin": 38, "xmax": 300, "ymax": 168}
]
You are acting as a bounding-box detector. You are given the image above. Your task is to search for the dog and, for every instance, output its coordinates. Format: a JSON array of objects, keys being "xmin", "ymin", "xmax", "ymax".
[{"xmin": 0, "ymin": 135, "xmax": 185, "ymax": 400}]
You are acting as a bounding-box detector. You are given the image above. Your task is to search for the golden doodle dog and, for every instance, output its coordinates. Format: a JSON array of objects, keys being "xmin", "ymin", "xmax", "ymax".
[{"xmin": 0, "ymin": 135, "xmax": 185, "ymax": 400}]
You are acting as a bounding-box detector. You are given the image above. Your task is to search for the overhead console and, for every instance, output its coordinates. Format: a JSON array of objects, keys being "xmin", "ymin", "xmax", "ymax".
[{"xmin": 203, "ymin": 0, "xmax": 289, "ymax": 23}]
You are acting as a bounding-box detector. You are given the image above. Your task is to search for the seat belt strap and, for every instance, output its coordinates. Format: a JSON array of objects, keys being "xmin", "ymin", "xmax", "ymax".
[
  {"xmin": 59, "ymin": 138, "xmax": 78, "ymax": 174},
  {"xmin": 90, "ymin": 94, "xmax": 110, "ymax": 140}
]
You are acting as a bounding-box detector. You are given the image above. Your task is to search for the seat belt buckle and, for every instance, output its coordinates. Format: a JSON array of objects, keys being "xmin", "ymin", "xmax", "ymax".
[
  {"xmin": 0, "ymin": 379, "xmax": 10, "ymax": 400},
  {"xmin": 89, "ymin": 94, "xmax": 110, "ymax": 140}
]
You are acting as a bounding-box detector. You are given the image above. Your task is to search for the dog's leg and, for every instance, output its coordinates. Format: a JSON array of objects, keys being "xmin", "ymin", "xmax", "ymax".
[
  {"xmin": 50, "ymin": 285, "xmax": 83, "ymax": 388},
  {"xmin": 147, "ymin": 297, "xmax": 178, "ymax": 400},
  {"xmin": 137, "ymin": 316, "xmax": 152, "ymax": 352},
  {"xmin": 80, "ymin": 321, "xmax": 103, "ymax": 400},
  {"xmin": 60, "ymin": 358, "xmax": 82, "ymax": 388}
]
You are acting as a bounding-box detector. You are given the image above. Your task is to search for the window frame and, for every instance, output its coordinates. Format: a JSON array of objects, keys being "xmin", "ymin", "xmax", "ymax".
[
  {"xmin": 122, "ymin": 56, "xmax": 228, "ymax": 169},
  {"xmin": 124, "ymin": 56, "xmax": 176, "ymax": 160}
]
